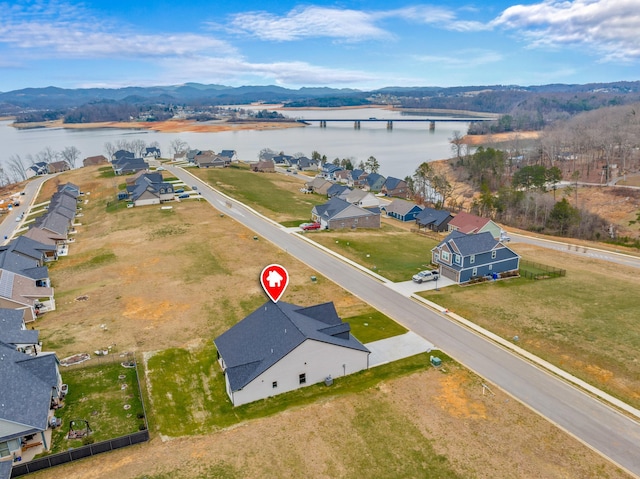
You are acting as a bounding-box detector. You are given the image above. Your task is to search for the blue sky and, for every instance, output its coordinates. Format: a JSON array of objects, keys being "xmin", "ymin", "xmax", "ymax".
[{"xmin": 0, "ymin": 0, "xmax": 639, "ymax": 92}]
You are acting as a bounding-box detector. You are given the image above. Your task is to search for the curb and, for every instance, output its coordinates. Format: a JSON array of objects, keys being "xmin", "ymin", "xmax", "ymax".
[{"xmin": 174, "ymin": 165, "xmax": 640, "ymax": 422}]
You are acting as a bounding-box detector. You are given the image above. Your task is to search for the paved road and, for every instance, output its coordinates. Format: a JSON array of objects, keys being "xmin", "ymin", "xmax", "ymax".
[
  {"xmin": 510, "ymin": 233, "xmax": 640, "ymax": 269},
  {"xmin": 0, "ymin": 175, "xmax": 51, "ymax": 243},
  {"xmin": 168, "ymin": 165, "xmax": 640, "ymax": 477}
]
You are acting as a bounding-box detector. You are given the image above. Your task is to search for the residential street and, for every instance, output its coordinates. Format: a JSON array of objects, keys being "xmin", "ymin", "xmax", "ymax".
[{"xmin": 168, "ymin": 165, "xmax": 640, "ymax": 477}]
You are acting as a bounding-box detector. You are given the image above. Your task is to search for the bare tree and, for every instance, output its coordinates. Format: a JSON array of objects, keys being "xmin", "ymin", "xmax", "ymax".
[
  {"xmin": 170, "ymin": 138, "xmax": 188, "ymax": 156},
  {"xmin": 39, "ymin": 146, "xmax": 58, "ymax": 163},
  {"xmin": 449, "ymin": 130, "xmax": 465, "ymax": 159},
  {"xmin": 0, "ymin": 166, "xmax": 10, "ymax": 187},
  {"xmin": 130, "ymin": 139, "xmax": 147, "ymax": 157},
  {"xmin": 60, "ymin": 146, "xmax": 81, "ymax": 169},
  {"xmin": 115, "ymin": 139, "xmax": 131, "ymax": 151},
  {"xmin": 104, "ymin": 142, "xmax": 116, "ymax": 160},
  {"xmin": 7, "ymin": 154, "xmax": 28, "ymax": 182},
  {"xmin": 259, "ymin": 148, "xmax": 277, "ymax": 160}
]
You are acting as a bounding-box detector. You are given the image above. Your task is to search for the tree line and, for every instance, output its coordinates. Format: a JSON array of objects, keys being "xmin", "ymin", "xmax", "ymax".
[
  {"xmin": 439, "ymin": 102, "xmax": 640, "ymax": 240},
  {"xmin": 4, "ymin": 146, "xmax": 81, "ymax": 185}
]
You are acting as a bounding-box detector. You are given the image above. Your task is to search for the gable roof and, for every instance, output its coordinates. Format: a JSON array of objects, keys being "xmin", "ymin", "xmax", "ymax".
[
  {"xmin": 415, "ymin": 207, "xmax": 453, "ymax": 227},
  {"xmin": 214, "ymin": 301, "xmax": 368, "ymax": 392},
  {"xmin": 448, "ymin": 211, "xmax": 492, "ymax": 234},
  {"xmin": 0, "ymin": 308, "xmax": 37, "ymax": 347},
  {"xmin": 0, "ymin": 250, "xmax": 48, "ymax": 279},
  {"xmin": 0, "ymin": 235, "xmax": 55, "ymax": 262},
  {"xmin": 364, "ymin": 172, "xmax": 385, "ymax": 189},
  {"xmin": 83, "ymin": 155, "xmax": 108, "ymax": 166},
  {"xmin": 313, "ymin": 197, "xmax": 378, "ymax": 221},
  {"xmin": 436, "ymin": 230, "xmax": 500, "ymax": 256},
  {"xmin": 326, "ymin": 183, "xmax": 349, "ymax": 198},
  {"xmin": 351, "ymin": 169, "xmax": 365, "ymax": 180},
  {"xmin": 34, "ymin": 211, "xmax": 71, "ymax": 236},
  {"xmin": 0, "ymin": 343, "xmax": 59, "ymax": 440},
  {"xmin": 114, "ymin": 150, "xmax": 135, "ymax": 160},
  {"xmin": 58, "ymin": 182, "xmax": 81, "ymax": 197},
  {"xmin": 382, "ymin": 199, "xmax": 422, "ymax": 216},
  {"xmin": 219, "ymin": 150, "xmax": 236, "ymax": 158},
  {"xmin": 384, "ymin": 176, "xmax": 405, "ymax": 190}
]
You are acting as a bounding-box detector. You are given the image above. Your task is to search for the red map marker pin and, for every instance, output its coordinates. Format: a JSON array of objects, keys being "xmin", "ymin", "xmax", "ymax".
[{"xmin": 260, "ymin": 264, "xmax": 289, "ymax": 303}]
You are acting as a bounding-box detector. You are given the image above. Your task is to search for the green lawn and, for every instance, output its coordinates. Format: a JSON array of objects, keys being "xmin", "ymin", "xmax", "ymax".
[
  {"xmin": 191, "ymin": 164, "xmax": 326, "ymax": 223},
  {"xmin": 347, "ymin": 310, "xmax": 408, "ymax": 343},
  {"xmin": 146, "ymin": 347, "xmax": 444, "ymax": 438},
  {"xmin": 311, "ymin": 225, "xmax": 439, "ymax": 282},
  {"xmin": 48, "ymin": 361, "xmax": 145, "ymax": 454},
  {"xmin": 418, "ymin": 272, "xmax": 640, "ymax": 409}
]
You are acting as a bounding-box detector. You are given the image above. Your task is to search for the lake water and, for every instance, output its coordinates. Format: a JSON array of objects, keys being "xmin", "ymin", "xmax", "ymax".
[{"xmin": 0, "ymin": 108, "xmax": 470, "ymax": 179}]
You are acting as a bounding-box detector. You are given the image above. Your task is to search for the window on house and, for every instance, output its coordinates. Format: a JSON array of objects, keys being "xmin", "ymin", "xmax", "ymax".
[
  {"xmin": 272, "ymin": 381, "xmax": 278, "ymax": 388},
  {"xmin": 441, "ymin": 251, "xmax": 450, "ymax": 262},
  {"xmin": 489, "ymin": 265, "xmax": 493, "ymax": 271},
  {"xmin": 299, "ymin": 373, "xmax": 306, "ymax": 384},
  {"xmin": 454, "ymin": 254, "xmax": 461, "ymax": 265},
  {"xmin": 0, "ymin": 441, "xmax": 10, "ymax": 458},
  {"xmin": 470, "ymin": 255, "xmax": 475, "ymax": 264},
  {"xmin": 491, "ymin": 250, "xmax": 497, "ymax": 259},
  {"xmin": 472, "ymin": 267, "xmax": 478, "ymax": 277}
]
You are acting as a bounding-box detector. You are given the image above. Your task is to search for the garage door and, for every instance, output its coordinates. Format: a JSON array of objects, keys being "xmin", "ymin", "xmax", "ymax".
[{"xmin": 441, "ymin": 266, "xmax": 458, "ymax": 282}]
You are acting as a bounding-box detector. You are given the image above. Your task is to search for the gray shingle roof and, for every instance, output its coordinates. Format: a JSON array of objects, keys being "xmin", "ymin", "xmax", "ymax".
[
  {"xmin": 382, "ymin": 199, "xmax": 422, "ymax": 216},
  {"xmin": 0, "ymin": 236, "xmax": 55, "ymax": 262},
  {"xmin": 36, "ymin": 211, "xmax": 71, "ymax": 236},
  {"xmin": 0, "ymin": 344, "xmax": 59, "ymax": 441},
  {"xmin": 384, "ymin": 176, "xmax": 404, "ymax": 190},
  {"xmin": 438, "ymin": 231, "xmax": 498, "ymax": 256},
  {"xmin": 0, "ymin": 460, "xmax": 12, "ymax": 479},
  {"xmin": 0, "ymin": 250, "xmax": 47, "ymax": 279},
  {"xmin": 312, "ymin": 197, "xmax": 377, "ymax": 222},
  {"xmin": 50, "ymin": 191, "xmax": 78, "ymax": 210},
  {"xmin": 415, "ymin": 207, "xmax": 452, "ymax": 227},
  {"xmin": 214, "ymin": 301, "xmax": 369, "ymax": 392},
  {"xmin": 0, "ymin": 308, "xmax": 37, "ymax": 347}
]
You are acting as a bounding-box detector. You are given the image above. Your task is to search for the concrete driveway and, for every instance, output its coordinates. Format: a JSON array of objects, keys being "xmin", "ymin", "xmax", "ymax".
[
  {"xmin": 387, "ymin": 276, "xmax": 457, "ymax": 297},
  {"xmin": 366, "ymin": 331, "xmax": 435, "ymax": 367}
]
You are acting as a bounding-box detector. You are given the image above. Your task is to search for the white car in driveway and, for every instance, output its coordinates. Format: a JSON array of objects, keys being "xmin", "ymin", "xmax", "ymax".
[{"xmin": 412, "ymin": 270, "xmax": 439, "ymax": 283}]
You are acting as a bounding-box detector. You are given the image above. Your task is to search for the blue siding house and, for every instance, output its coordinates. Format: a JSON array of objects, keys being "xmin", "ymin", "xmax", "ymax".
[
  {"xmin": 381, "ymin": 199, "xmax": 423, "ymax": 222},
  {"xmin": 431, "ymin": 231, "xmax": 520, "ymax": 283}
]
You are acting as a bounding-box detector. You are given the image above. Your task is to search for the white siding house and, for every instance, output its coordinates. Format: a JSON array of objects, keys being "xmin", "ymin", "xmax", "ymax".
[{"xmin": 215, "ymin": 301, "xmax": 370, "ymax": 407}]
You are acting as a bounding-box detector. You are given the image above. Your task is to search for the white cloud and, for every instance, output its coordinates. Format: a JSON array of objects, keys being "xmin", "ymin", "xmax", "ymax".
[
  {"xmin": 157, "ymin": 56, "xmax": 377, "ymax": 86},
  {"xmin": 228, "ymin": 5, "xmax": 489, "ymax": 41},
  {"xmin": 414, "ymin": 50, "xmax": 503, "ymax": 68},
  {"xmin": 492, "ymin": 0, "xmax": 640, "ymax": 61},
  {"xmin": 229, "ymin": 6, "xmax": 389, "ymax": 42},
  {"xmin": 0, "ymin": 1, "xmax": 236, "ymax": 59}
]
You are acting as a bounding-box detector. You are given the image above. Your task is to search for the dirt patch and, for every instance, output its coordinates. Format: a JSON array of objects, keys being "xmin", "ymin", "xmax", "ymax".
[
  {"xmin": 28, "ymin": 165, "xmax": 634, "ymax": 479},
  {"xmin": 461, "ymin": 131, "xmax": 542, "ymax": 145},
  {"xmin": 37, "ymin": 368, "xmax": 630, "ymax": 479}
]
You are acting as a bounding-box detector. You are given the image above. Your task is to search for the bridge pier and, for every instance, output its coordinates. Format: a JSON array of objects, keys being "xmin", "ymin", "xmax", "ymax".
[
  {"xmin": 354, "ymin": 121, "xmax": 361, "ymax": 129},
  {"xmin": 387, "ymin": 121, "xmax": 393, "ymax": 130},
  {"xmin": 429, "ymin": 121, "xmax": 435, "ymax": 131}
]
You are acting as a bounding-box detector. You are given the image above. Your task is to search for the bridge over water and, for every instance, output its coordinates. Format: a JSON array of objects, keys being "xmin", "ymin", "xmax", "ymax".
[{"xmin": 296, "ymin": 117, "xmax": 494, "ymax": 130}]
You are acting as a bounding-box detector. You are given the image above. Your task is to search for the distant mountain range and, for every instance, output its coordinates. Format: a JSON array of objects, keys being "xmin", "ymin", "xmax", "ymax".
[{"xmin": 1, "ymin": 81, "xmax": 639, "ymax": 118}]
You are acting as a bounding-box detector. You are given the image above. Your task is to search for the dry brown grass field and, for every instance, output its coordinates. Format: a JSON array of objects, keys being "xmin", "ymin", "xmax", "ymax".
[{"xmin": 25, "ymin": 166, "xmax": 632, "ymax": 479}]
